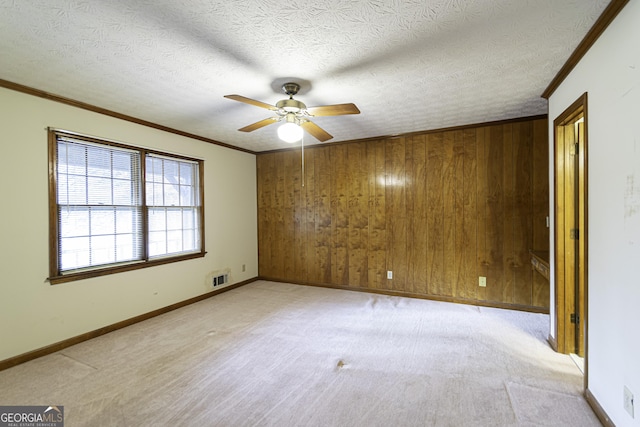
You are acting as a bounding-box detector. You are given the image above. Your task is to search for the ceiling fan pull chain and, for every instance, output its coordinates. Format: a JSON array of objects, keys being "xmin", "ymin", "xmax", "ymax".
[{"xmin": 301, "ymin": 133, "xmax": 305, "ymax": 187}]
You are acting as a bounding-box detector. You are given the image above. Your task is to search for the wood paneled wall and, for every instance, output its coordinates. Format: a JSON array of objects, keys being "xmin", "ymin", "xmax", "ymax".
[{"xmin": 257, "ymin": 117, "xmax": 550, "ymax": 310}]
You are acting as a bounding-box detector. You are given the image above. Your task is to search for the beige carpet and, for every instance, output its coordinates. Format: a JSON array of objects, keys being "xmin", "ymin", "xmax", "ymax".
[{"xmin": 0, "ymin": 281, "xmax": 600, "ymax": 426}]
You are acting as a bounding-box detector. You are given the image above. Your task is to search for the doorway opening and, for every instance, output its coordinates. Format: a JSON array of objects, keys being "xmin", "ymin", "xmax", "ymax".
[{"xmin": 553, "ymin": 93, "xmax": 588, "ymax": 386}]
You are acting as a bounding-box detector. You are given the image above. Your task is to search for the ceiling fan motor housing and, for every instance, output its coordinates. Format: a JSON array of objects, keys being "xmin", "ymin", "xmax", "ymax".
[{"xmin": 276, "ymin": 98, "xmax": 306, "ymax": 113}]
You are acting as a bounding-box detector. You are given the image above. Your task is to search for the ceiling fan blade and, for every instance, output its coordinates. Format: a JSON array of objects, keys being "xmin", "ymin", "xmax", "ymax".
[
  {"xmin": 224, "ymin": 94, "xmax": 276, "ymax": 111},
  {"xmin": 238, "ymin": 117, "xmax": 279, "ymax": 132},
  {"xmin": 301, "ymin": 120, "xmax": 333, "ymax": 142},
  {"xmin": 306, "ymin": 103, "xmax": 360, "ymax": 117}
]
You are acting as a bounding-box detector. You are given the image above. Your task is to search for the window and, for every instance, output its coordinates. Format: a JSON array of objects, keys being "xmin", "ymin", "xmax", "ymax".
[
  {"xmin": 49, "ymin": 129, "xmax": 204, "ymax": 284},
  {"xmin": 146, "ymin": 155, "xmax": 201, "ymax": 257}
]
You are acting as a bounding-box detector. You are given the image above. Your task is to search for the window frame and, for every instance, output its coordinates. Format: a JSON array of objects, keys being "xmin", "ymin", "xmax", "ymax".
[{"xmin": 48, "ymin": 129, "xmax": 205, "ymax": 284}]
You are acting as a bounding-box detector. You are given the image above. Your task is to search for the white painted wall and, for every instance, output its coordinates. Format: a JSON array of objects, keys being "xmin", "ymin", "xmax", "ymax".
[
  {"xmin": 0, "ymin": 87, "xmax": 258, "ymax": 361},
  {"xmin": 548, "ymin": 2, "xmax": 640, "ymax": 425}
]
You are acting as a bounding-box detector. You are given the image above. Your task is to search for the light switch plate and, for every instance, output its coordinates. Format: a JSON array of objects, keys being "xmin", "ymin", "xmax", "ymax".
[{"xmin": 624, "ymin": 385, "xmax": 634, "ymax": 418}]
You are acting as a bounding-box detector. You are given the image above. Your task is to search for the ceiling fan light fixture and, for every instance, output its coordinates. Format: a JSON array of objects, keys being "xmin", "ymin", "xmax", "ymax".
[{"xmin": 278, "ymin": 122, "xmax": 303, "ymax": 143}]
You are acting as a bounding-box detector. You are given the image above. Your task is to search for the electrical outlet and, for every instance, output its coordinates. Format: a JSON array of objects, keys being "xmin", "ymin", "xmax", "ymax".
[
  {"xmin": 624, "ymin": 386, "xmax": 635, "ymax": 418},
  {"xmin": 242, "ymin": 264, "xmax": 246, "ymax": 272},
  {"xmin": 479, "ymin": 276, "xmax": 487, "ymax": 287},
  {"xmin": 387, "ymin": 271, "xmax": 393, "ymax": 280}
]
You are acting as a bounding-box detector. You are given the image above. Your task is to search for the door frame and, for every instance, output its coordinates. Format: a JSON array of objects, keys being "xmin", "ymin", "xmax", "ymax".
[{"xmin": 553, "ymin": 92, "xmax": 588, "ymax": 384}]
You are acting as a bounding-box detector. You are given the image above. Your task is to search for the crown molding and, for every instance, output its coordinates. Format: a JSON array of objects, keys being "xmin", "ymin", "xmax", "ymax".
[
  {"xmin": 0, "ymin": 78, "xmax": 256, "ymax": 155},
  {"xmin": 542, "ymin": 0, "xmax": 630, "ymax": 99}
]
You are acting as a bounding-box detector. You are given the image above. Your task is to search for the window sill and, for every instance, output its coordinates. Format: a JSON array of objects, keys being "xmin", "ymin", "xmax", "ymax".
[{"xmin": 48, "ymin": 251, "xmax": 206, "ymax": 285}]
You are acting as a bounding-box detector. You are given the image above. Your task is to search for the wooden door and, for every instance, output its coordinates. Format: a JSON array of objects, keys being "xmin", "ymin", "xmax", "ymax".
[
  {"xmin": 554, "ymin": 94, "xmax": 587, "ymax": 358},
  {"xmin": 576, "ymin": 121, "xmax": 586, "ymax": 357}
]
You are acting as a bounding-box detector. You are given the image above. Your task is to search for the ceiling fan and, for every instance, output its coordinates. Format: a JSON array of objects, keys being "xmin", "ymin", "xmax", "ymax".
[{"xmin": 224, "ymin": 82, "xmax": 360, "ymax": 143}]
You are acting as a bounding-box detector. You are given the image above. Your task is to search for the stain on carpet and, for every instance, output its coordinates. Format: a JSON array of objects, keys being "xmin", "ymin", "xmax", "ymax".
[{"xmin": 506, "ymin": 382, "xmax": 600, "ymax": 426}]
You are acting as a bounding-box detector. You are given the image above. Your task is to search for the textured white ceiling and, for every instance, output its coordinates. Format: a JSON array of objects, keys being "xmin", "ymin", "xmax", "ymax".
[{"xmin": 0, "ymin": 0, "xmax": 610, "ymax": 152}]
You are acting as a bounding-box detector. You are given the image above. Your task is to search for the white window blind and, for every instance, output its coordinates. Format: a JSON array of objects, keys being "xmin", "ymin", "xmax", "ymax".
[{"xmin": 56, "ymin": 136, "xmax": 143, "ymax": 272}]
